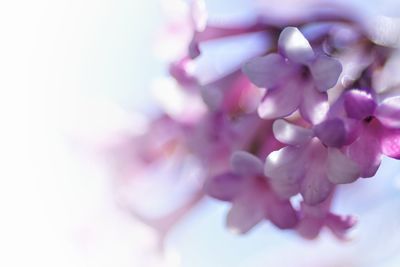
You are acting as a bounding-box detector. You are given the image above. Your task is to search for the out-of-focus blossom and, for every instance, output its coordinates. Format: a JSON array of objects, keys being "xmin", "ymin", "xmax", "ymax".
[{"xmin": 205, "ymin": 151, "xmax": 298, "ymax": 234}]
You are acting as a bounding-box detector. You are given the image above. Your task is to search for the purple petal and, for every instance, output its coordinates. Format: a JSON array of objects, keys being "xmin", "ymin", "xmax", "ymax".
[
  {"xmin": 326, "ymin": 148, "xmax": 360, "ymax": 184},
  {"xmin": 309, "ymin": 54, "xmax": 342, "ymax": 92},
  {"xmin": 258, "ymin": 80, "xmax": 302, "ymax": 119},
  {"xmin": 203, "ymin": 172, "xmax": 244, "ymax": 201},
  {"xmin": 380, "ymin": 127, "xmax": 400, "ymax": 159},
  {"xmin": 375, "ymin": 96, "xmax": 400, "ymax": 128},
  {"xmin": 267, "ymin": 195, "xmax": 299, "ymax": 229},
  {"xmin": 299, "ymin": 83, "xmax": 329, "ymax": 125},
  {"xmin": 344, "ymin": 89, "xmax": 377, "ymax": 120},
  {"xmin": 230, "ymin": 151, "xmax": 263, "ymax": 176},
  {"xmin": 314, "ymin": 118, "xmax": 347, "ymax": 147},
  {"xmin": 346, "ymin": 122, "xmax": 382, "ymax": 178},
  {"xmin": 272, "ymin": 119, "xmax": 313, "ymax": 146},
  {"xmin": 300, "ymin": 140, "xmax": 333, "ymax": 205},
  {"xmin": 242, "ymin": 53, "xmax": 290, "ymax": 89},
  {"xmin": 226, "ymin": 192, "xmax": 267, "ymax": 234},
  {"xmin": 278, "ymin": 27, "xmax": 314, "ymax": 64},
  {"xmin": 265, "ymin": 146, "xmax": 305, "ymax": 198}
]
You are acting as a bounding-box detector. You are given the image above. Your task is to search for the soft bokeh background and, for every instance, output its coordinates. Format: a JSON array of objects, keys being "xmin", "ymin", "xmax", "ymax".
[{"xmin": 1, "ymin": 0, "xmax": 400, "ymax": 266}]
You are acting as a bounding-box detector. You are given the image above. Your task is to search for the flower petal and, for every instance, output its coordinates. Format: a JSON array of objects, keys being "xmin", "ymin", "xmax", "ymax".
[
  {"xmin": 200, "ymin": 86, "xmax": 223, "ymax": 111},
  {"xmin": 299, "ymin": 83, "xmax": 329, "ymax": 125},
  {"xmin": 267, "ymin": 195, "xmax": 299, "ymax": 229},
  {"xmin": 230, "ymin": 150, "xmax": 263, "ymax": 176},
  {"xmin": 272, "ymin": 119, "xmax": 313, "ymax": 146},
  {"xmin": 265, "ymin": 146, "xmax": 305, "ymax": 198},
  {"xmin": 278, "ymin": 27, "xmax": 314, "ymax": 64},
  {"xmin": 258, "ymin": 79, "xmax": 302, "ymax": 119},
  {"xmin": 344, "ymin": 89, "xmax": 377, "ymax": 120},
  {"xmin": 380, "ymin": 127, "xmax": 400, "ymax": 159},
  {"xmin": 314, "ymin": 118, "xmax": 347, "ymax": 148},
  {"xmin": 300, "ymin": 140, "xmax": 333, "ymax": 205},
  {"xmin": 297, "ymin": 200, "xmax": 330, "ymax": 239},
  {"xmin": 226, "ymin": 192, "xmax": 267, "ymax": 234},
  {"xmin": 325, "ymin": 213, "xmax": 357, "ymax": 240},
  {"xmin": 297, "ymin": 216, "xmax": 324, "ymax": 239},
  {"xmin": 242, "ymin": 53, "xmax": 290, "ymax": 89},
  {"xmin": 309, "ymin": 54, "xmax": 342, "ymax": 92},
  {"xmin": 375, "ymin": 96, "xmax": 400, "ymax": 128},
  {"xmin": 326, "ymin": 148, "xmax": 360, "ymax": 184},
  {"xmin": 203, "ymin": 172, "xmax": 244, "ymax": 201},
  {"xmin": 346, "ymin": 122, "xmax": 382, "ymax": 178}
]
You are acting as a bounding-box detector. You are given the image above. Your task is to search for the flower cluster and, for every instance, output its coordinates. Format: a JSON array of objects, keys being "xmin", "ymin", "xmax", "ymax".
[{"xmin": 111, "ymin": 0, "xmax": 400, "ymax": 242}]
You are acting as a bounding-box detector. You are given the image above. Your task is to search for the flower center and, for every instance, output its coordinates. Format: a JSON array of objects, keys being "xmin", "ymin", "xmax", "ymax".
[{"xmin": 364, "ymin": 115, "xmax": 374, "ymax": 123}]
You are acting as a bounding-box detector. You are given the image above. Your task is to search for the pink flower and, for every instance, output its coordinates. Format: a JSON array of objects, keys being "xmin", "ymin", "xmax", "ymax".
[
  {"xmin": 243, "ymin": 27, "xmax": 342, "ymax": 123},
  {"xmin": 204, "ymin": 151, "xmax": 298, "ymax": 234},
  {"xmin": 343, "ymin": 88, "xmax": 400, "ymax": 177}
]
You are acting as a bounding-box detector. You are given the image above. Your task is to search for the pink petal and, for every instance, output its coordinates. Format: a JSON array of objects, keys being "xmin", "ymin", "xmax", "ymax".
[
  {"xmin": 346, "ymin": 122, "xmax": 382, "ymax": 178},
  {"xmin": 258, "ymin": 79, "xmax": 302, "ymax": 119},
  {"xmin": 230, "ymin": 150, "xmax": 263, "ymax": 176},
  {"xmin": 375, "ymin": 96, "xmax": 400, "ymax": 128},
  {"xmin": 267, "ymin": 195, "xmax": 299, "ymax": 229},
  {"xmin": 326, "ymin": 148, "xmax": 360, "ymax": 184},
  {"xmin": 309, "ymin": 54, "xmax": 342, "ymax": 92},
  {"xmin": 299, "ymin": 83, "xmax": 329, "ymax": 125},
  {"xmin": 380, "ymin": 127, "xmax": 400, "ymax": 159},
  {"xmin": 237, "ymin": 83, "xmax": 264, "ymax": 114},
  {"xmin": 296, "ymin": 201, "xmax": 328, "ymax": 239},
  {"xmin": 242, "ymin": 53, "xmax": 290, "ymax": 89},
  {"xmin": 278, "ymin": 27, "xmax": 314, "ymax": 64},
  {"xmin": 203, "ymin": 172, "xmax": 244, "ymax": 201},
  {"xmin": 272, "ymin": 119, "xmax": 313, "ymax": 146},
  {"xmin": 344, "ymin": 89, "xmax": 377, "ymax": 120},
  {"xmin": 297, "ymin": 216, "xmax": 324, "ymax": 239},
  {"xmin": 265, "ymin": 146, "xmax": 305, "ymax": 198},
  {"xmin": 226, "ymin": 191, "xmax": 267, "ymax": 234},
  {"xmin": 325, "ymin": 213, "xmax": 357, "ymax": 240},
  {"xmin": 300, "ymin": 140, "xmax": 333, "ymax": 205}
]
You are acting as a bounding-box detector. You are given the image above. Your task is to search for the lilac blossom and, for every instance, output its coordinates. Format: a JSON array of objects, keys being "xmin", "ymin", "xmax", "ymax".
[{"xmin": 242, "ymin": 27, "xmax": 342, "ymax": 123}]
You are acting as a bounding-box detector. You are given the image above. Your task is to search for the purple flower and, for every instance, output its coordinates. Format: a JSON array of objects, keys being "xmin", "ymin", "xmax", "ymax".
[
  {"xmin": 242, "ymin": 27, "xmax": 342, "ymax": 123},
  {"xmin": 204, "ymin": 151, "xmax": 298, "ymax": 234},
  {"xmin": 265, "ymin": 119, "xmax": 360, "ymax": 205},
  {"xmin": 343, "ymin": 88, "xmax": 400, "ymax": 177}
]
